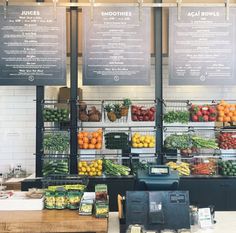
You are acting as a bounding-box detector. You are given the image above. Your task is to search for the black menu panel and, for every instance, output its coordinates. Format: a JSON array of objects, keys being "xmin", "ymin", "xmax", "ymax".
[
  {"xmin": 0, "ymin": 6, "xmax": 66, "ymax": 85},
  {"xmin": 83, "ymin": 7, "xmax": 151, "ymax": 85},
  {"xmin": 169, "ymin": 7, "xmax": 236, "ymax": 85}
]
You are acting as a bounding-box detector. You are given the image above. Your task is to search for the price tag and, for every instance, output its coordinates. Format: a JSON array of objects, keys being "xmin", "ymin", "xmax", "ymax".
[{"xmin": 198, "ymin": 208, "xmax": 213, "ymax": 228}]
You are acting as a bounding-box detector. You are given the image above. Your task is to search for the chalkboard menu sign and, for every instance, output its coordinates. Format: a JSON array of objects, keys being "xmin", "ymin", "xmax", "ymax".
[
  {"xmin": 83, "ymin": 7, "xmax": 151, "ymax": 85},
  {"xmin": 0, "ymin": 6, "xmax": 66, "ymax": 85},
  {"xmin": 169, "ymin": 7, "xmax": 236, "ymax": 85}
]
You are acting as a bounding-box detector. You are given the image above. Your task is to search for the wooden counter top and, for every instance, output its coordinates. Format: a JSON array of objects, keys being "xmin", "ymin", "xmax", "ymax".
[{"xmin": 0, "ymin": 210, "xmax": 108, "ymax": 233}]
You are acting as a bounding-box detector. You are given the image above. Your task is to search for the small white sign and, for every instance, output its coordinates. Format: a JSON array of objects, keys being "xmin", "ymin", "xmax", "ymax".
[{"xmin": 198, "ymin": 208, "xmax": 213, "ymax": 228}]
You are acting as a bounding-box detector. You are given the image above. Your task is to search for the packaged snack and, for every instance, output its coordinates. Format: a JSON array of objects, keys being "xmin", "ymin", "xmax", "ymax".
[
  {"xmin": 95, "ymin": 184, "xmax": 108, "ymax": 201},
  {"xmin": 55, "ymin": 191, "xmax": 67, "ymax": 210},
  {"xmin": 67, "ymin": 190, "xmax": 83, "ymax": 210},
  {"xmin": 79, "ymin": 199, "xmax": 94, "ymax": 215},
  {"xmin": 44, "ymin": 190, "xmax": 55, "ymax": 209},
  {"xmin": 95, "ymin": 201, "xmax": 109, "ymax": 218}
]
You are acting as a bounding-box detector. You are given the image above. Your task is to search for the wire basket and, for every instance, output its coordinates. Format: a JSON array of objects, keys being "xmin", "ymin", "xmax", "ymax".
[
  {"xmin": 43, "ymin": 131, "xmax": 70, "ymax": 155},
  {"xmin": 42, "ymin": 174, "xmax": 88, "ymax": 189},
  {"xmin": 163, "ymin": 101, "xmax": 190, "ymax": 124},
  {"xmin": 77, "ymin": 128, "xmax": 103, "ymax": 150},
  {"xmin": 42, "ymin": 101, "xmax": 70, "ymax": 125},
  {"xmin": 190, "ymin": 157, "xmax": 218, "ymax": 176},
  {"xmin": 103, "ymin": 100, "xmax": 130, "ymax": 123},
  {"xmin": 131, "ymin": 101, "xmax": 156, "ymax": 122},
  {"xmin": 131, "ymin": 131, "xmax": 155, "ymax": 149},
  {"xmin": 78, "ymin": 100, "xmax": 102, "ymax": 122},
  {"xmin": 104, "ymin": 130, "xmax": 129, "ymax": 150},
  {"xmin": 42, "ymin": 155, "xmax": 70, "ymax": 177}
]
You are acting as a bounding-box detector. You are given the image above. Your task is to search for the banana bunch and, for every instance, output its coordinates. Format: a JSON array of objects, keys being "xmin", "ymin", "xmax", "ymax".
[{"xmin": 166, "ymin": 161, "xmax": 191, "ymax": 176}]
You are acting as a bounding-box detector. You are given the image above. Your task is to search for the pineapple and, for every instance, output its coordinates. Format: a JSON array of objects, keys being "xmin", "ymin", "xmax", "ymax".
[
  {"xmin": 104, "ymin": 104, "xmax": 117, "ymax": 122},
  {"xmin": 114, "ymin": 104, "xmax": 122, "ymax": 119},
  {"xmin": 120, "ymin": 98, "xmax": 132, "ymax": 116}
]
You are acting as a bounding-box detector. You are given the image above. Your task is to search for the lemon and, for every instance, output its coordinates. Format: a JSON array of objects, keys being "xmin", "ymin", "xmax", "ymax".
[
  {"xmin": 139, "ymin": 143, "xmax": 144, "ymax": 148},
  {"xmin": 78, "ymin": 162, "xmax": 83, "ymax": 168},
  {"xmin": 132, "ymin": 143, "xmax": 138, "ymax": 148},
  {"xmin": 97, "ymin": 171, "xmax": 102, "ymax": 176},
  {"xmin": 98, "ymin": 165, "xmax": 103, "ymax": 171},
  {"xmin": 91, "ymin": 167, "xmax": 95, "ymax": 172},
  {"xmin": 143, "ymin": 143, "xmax": 148, "ymax": 148},
  {"xmin": 94, "ymin": 162, "xmax": 98, "ymax": 168},
  {"xmin": 134, "ymin": 133, "xmax": 141, "ymax": 138},
  {"xmin": 149, "ymin": 142, "xmax": 155, "ymax": 148},
  {"xmin": 82, "ymin": 167, "xmax": 86, "ymax": 172},
  {"xmin": 145, "ymin": 139, "xmax": 150, "ymax": 144},
  {"xmin": 86, "ymin": 167, "xmax": 91, "ymax": 172},
  {"xmin": 97, "ymin": 160, "xmax": 103, "ymax": 165},
  {"xmin": 89, "ymin": 172, "xmax": 93, "ymax": 176},
  {"xmin": 140, "ymin": 136, "xmax": 145, "ymax": 142}
]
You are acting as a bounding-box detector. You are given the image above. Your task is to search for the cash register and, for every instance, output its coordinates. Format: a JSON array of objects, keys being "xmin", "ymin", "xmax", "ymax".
[{"xmin": 135, "ymin": 164, "xmax": 179, "ymax": 191}]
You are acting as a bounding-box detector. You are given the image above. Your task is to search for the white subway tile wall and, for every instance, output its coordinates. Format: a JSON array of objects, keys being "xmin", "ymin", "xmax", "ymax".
[
  {"xmin": 0, "ymin": 87, "xmax": 36, "ymax": 174},
  {"xmin": 1, "ymin": 58, "xmax": 236, "ymax": 174}
]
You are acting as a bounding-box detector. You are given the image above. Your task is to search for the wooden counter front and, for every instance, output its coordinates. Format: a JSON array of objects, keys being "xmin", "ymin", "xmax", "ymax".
[{"xmin": 0, "ymin": 210, "xmax": 108, "ymax": 233}]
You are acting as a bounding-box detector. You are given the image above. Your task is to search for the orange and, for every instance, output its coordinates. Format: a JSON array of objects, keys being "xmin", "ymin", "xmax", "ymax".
[
  {"xmin": 92, "ymin": 132, "xmax": 99, "ymax": 138},
  {"xmin": 224, "ymin": 108, "xmax": 230, "ymax": 114},
  {"xmin": 231, "ymin": 116, "xmax": 236, "ymax": 122},
  {"xmin": 233, "ymin": 111, "xmax": 236, "ymax": 116},
  {"xmin": 224, "ymin": 116, "xmax": 231, "ymax": 122},
  {"xmin": 83, "ymin": 137, "xmax": 89, "ymax": 143},
  {"xmin": 228, "ymin": 112, "xmax": 233, "ymax": 117},
  {"xmin": 97, "ymin": 135, "xmax": 102, "ymax": 143},
  {"xmin": 83, "ymin": 143, "xmax": 89, "ymax": 149},
  {"xmin": 218, "ymin": 111, "xmax": 224, "ymax": 117},
  {"xmin": 218, "ymin": 117, "xmax": 224, "ymax": 122},
  {"xmin": 95, "ymin": 143, "xmax": 102, "ymax": 149},
  {"xmin": 88, "ymin": 144, "xmax": 95, "ymax": 149},
  {"xmin": 97, "ymin": 129, "xmax": 103, "ymax": 134},
  {"xmin": 217, "ymin": 105, "xmax": 224, "ymax": 111},
  {"xmin": 78, "ymin": 139, "xmax": 83, "ymax": 145},
  {"xmin": 91, "ymin": 138, "xmax": 97, "ymax": 145},
  {"xmin": 83, "ymin": 132, "xmax": 88, "ymax": 137},
  {"xmin": 230, "ymin": 105, "xmax": 235, "ymax": 111},
  {"xmin": 78, "ymin": 133, "xmax": 83, "ymax": 139}
]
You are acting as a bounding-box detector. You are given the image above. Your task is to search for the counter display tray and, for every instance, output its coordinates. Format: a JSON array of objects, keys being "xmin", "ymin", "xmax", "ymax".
[{"xmin": 0, "ymin": 191, "xmax": 44, "ymax": 211}]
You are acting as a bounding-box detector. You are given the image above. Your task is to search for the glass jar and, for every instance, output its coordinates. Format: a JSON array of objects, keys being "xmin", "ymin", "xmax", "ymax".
[
  {"xmin": 44, "ymin": 190, "xmax": 55, "ymax": 209},
  {"xmin": 55, "ymin": 191, "xmax": 67, "ymax": 210}
]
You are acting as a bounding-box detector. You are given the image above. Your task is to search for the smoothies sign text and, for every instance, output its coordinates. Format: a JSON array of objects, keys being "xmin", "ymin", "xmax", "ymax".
[{"xmin": 83, "ymin": 7, "xmax": 151, "ymax": 86}]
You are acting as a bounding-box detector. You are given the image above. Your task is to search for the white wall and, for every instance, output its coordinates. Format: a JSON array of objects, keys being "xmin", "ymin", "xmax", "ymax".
[
  {"xmin": 0, "ymin": 87, "xmax": 36, "ymax": 174},
  {"xmin": 1, "ymin": 58, "xmax": 236, "ymax": 174}
]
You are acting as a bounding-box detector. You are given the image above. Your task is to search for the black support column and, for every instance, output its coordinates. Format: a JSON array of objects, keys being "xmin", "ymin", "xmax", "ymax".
[
  {"xmin": 36, "ymin": 86, "xmax": 44, "ymax": 177},
  {"xmin": 35, "ymin": 0, "xmax": 45, "ymax": 177},
  {"xmin": 70, "ymin": 0, "xmax": 78, "ymax": 174},
  {"xmin": 154, "ymin": 1, "xmax": 163, "ymax": 164}
]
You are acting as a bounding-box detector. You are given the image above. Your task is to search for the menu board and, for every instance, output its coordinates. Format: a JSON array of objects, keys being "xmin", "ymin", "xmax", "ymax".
[
  {"xmin": 83, "ymin": 7, "xmax": 151, "ymax": 85},
  {"xmin": 0, "ymin": 6, "xmax": 66, "ymax": 85},
  {"xmin": 169, "ymin": 7, "xmax": 236, "ymax": 85}
]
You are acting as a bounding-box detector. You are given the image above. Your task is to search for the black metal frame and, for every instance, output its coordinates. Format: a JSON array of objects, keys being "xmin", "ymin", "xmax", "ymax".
[
  {"xmin": 70, "ymin": 0, "xmax": 79, "ymax": 174},
  {"xmin": 35, "ymin": 0, "xmax": 45, "ymax": 177},
  {"xmin": 155, "ymin": 0, "xmax": 163, "ymax": 164},
  {"xmin": 35, "ymin": 1, "xmax": 163, "ymax": 177}
]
